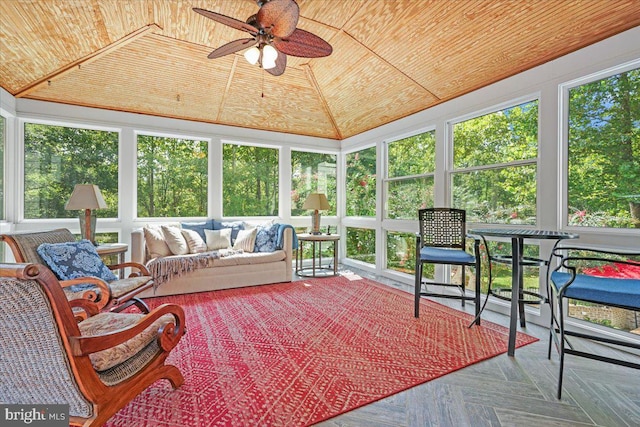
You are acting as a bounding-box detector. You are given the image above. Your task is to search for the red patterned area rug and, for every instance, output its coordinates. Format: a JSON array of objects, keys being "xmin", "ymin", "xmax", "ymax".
[{"xmin": 106, "ymin": 276, "xmax": 537, "ymax": 427}]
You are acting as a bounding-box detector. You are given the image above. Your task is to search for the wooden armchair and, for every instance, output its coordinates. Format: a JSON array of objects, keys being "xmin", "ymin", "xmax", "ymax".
[
  {"xmin": 0, "ymin": 263, "xmax": 185, "ymax": 427},
  {"xmin": 1, "ymin": 229, "xmax": 153, "ymax": 313}
]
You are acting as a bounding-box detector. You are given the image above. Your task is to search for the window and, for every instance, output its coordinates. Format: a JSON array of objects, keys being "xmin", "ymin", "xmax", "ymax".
[
  {"xmin": 137, "ymin": 134, "xmax": 208, "ymax": 217},
  {"xmin": 24, "ymin": 123, "xmax": 118, "ymax": 219},
  {"xmin": 451, "ymin": 100, "xmax": 538, "ymax": 224},
  {"xmin": 345, "ymin": 146, "xmax": 376, "ymax": 217},
  {"xmin": 291, "ymin": 151, "xmax": 337, "ymax": 216},
  {"xmin": 346, "ymin": 227, "xmax": 376, "ymax": 266},
  {"xmin": 567, "ymin": 67, "xmax": 640, "ymax": 228},
  {"xmin": 386, "ymin": 231, "xmax": 419, "ymax": 275},
  {"xmin": 385, "ymin": 130, "xmax": 435, "ymax": 220},
  {"xmin": 223, "ymin": 143, "xmax": 278, "ymax": 216}
]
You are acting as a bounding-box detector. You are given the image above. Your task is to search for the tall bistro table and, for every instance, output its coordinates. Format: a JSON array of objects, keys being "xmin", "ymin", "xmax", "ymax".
[
  {"xmin": 467, "ymin": 228, "xmax": 579, "ymax": 356},
  {"xmin": 296, "ymin": 233, "xmax": 340, "ymax": 277}
]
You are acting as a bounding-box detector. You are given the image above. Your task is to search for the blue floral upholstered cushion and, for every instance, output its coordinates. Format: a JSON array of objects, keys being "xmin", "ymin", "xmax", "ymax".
[
  {"xmin": 37, "ymin": 239, "xmax": 118, "ymax": 283},
  {"xmin": 254, "ymin": 223, "xmax": 280, "ymax": 252}
]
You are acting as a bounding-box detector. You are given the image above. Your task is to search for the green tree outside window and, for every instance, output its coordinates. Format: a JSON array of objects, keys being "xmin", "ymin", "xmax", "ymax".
[
  {"xmin": 223, "ymin": 143, "xmax": 279, "ymax": 216},
  {"xmin": 346, "ymin": 146, "xmax": 376, "ymax": 217},
  {"xmin": 291, "ymin": 151, "xmax": 337, "ymax": 216},
  {"xmin": 568, "ymin": 68, "xmax": 640, "ymax": 228},
  {"xmin": 452, "ymin": 101, "xmax": 538, "ymax": 224},
  {"xmin": 137, "ymin": 135, "xmax": 207, "ymax": 217},
  {"xmin": 386, "ymin": 130, "xmax": 436, "ymax": 220},
  {"xmin": 24, "ymin": 123, "xmax": 118, "ymax": 219}
]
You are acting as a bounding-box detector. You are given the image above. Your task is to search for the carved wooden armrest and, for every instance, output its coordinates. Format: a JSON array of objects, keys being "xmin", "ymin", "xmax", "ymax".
[
  {"xmin": 107, "ymin": 261, "xmax": 151, "ymax": 276},
  {"xmin": 69, "ymin": 303, "xmax": 185, "ymax": 356},
  {"xmin": 69, "ymin": 298, "xmax": 101, "ymax": 321},
  {"xmin": 60, "ymin": 277, "xmax": 112, "ymax": 310}
]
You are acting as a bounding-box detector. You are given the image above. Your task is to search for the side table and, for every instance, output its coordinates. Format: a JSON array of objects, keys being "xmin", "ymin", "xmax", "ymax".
[
  {"xmin": 296, "ymin": 234, "xmax": 340, "ymax": 277},
  {"xmin": 96, "ymin": 243, "xmax": 129, "ymax": 279}
]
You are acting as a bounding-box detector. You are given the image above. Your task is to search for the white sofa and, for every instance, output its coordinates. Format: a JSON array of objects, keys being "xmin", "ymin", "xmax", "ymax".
[{"xmin": 131, "ymin": 226, "xmax": 293, "ymax": 297}]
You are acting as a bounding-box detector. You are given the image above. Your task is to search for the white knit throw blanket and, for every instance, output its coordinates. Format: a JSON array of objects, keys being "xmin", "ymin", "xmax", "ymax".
[{"xmin": 147, "ymin": 249, "xmax": 243, "ymax": 289}]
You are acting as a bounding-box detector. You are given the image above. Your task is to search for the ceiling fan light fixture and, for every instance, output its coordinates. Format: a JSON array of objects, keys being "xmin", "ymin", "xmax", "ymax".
[
  {"xmin": 262, "ymin": 59, "xmax": 277, "ymax": 70},
  {"xmin": 262, "ymin": 44, "xmax": 278, "ymax": 63},
  {"xmin": 244, "ymin": 46, "xmax": 260, "ymax": 65}
]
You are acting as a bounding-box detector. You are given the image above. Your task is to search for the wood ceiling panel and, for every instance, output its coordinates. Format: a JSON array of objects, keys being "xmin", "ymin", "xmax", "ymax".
[
  {"xmin": 27, "ymin": 34, "xmax": 230, "ymax": 124},
  {"xmin": 154, "ymin": 0, "xmax": 257, "ymax": 47},
  {"xmin": 312, "ymin": 32, "xmax": 436, "ymax": 138},
  {"xmin": 345, "ymin": 0, "xmax": 640, "ymax": 100},
  {"xmin": 218, "ymin": 62, "xmax": 339, "ymax": 138},
  {"xmin": 295, "ymin": 0, "xmax": 362, "ymax": 29}
]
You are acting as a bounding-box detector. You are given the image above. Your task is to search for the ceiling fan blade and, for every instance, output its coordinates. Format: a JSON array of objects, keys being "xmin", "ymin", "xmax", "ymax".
[
  {"xmin": 273, "ymin": 29, "xmax": 332, "ymax": 58},
  {"xmin": 257, "ymin": 0, "xmax": 299, "ymax": 38},
  {"xmin": 266, "ymin": 51, "xmax": 287, "ymax": 76},
  {"xmin": 207, "ymin": 38, "xmax": 256, "ymax": 59},
  {"xmin": 193, "ymin": 8, "xmax": 258, "ymax": 35}
]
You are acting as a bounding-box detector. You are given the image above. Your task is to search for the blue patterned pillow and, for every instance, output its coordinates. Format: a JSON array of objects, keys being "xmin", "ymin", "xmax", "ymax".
[
  {"xmin": 37, "ymin": 240, "xmax": 118, "ymax": 283},
  {"xmin": 254, "ymin": 223, "xmax": 280, "ymax": 252}
]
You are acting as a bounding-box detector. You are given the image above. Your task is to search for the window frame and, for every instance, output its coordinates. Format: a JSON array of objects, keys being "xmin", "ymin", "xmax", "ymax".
[
  {"xmin": 20, "ymin": 117, "xmax": 121, "ymax": 223},
  {"xmin": 135, "ymin": 130, "xmax": 210, "ymax": 219},
  {"xmin": 220, "ymin": 139, "xmax": 282, "ymax": 219},
  {"xmin": 559, "ymin": 58, "xmax": 640, "ymax": 234},
  {"xmin": 447, "ymin": 95, "xmax": 540, "ymax": 226},
  {"xmin": 383, "ymin": 127, "xmax": 436, "ymax": 221},
  {"xmin": 290, "ymin": 148, "xmax": 338, "ymax": 218}
]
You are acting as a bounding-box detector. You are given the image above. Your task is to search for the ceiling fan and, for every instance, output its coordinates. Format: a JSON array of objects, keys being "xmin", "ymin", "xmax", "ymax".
[{"xmin": 193, "ymin": 0, "xmax": 332, "ymax": 76}]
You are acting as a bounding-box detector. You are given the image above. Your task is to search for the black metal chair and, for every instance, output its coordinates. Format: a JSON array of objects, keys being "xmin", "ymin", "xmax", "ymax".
[
  {"xmin": 547, "ymin": 245, "xmax": 640, "ymax": 399},
  {"xmin": 414, "ymin": 208, "xmax": 482, "ymax": 325}
]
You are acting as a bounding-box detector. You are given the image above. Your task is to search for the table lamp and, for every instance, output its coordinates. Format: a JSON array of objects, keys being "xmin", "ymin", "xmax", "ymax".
[
  {"xmin": 65, "ymin": 184, "xmax": 108, "ymax": 244},
  {"xmin": 302, "ymin": 193, "xmax": 330, "ymax": 235}
]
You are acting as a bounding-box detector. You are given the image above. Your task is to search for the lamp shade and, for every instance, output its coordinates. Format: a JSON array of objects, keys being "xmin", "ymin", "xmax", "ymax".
[
  {"xmin": 244, "ymin": 46, "xmax": 260, "ymax": 65},
  {"xmin": 65, "ymin": 184, "xmax": 108, "ymax": 210},
  {"xmin": 302, "ymin": 193, "xmax": 330, "ymax": 211}
]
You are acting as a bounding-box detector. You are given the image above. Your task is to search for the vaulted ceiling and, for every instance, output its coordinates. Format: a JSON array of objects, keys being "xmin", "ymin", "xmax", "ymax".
[{"xmin": 2, "ymin": 0, "xmax": 640, "ymax": 140}]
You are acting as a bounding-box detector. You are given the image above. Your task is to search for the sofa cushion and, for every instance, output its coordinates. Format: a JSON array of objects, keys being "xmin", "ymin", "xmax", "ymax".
[
  {"xmin": 205, "ymin": 229, "xmax": 232, "ymax": 250},
  {"xmin": 37, "ymin": 239, "xmax": 118, "ymax": 283},
  {"xmin": 254, "ymin": 223, "xmax": 279, "ymax": 252},
  {"xmin": 181, "ymin": 229, "xmax": 207, "ymax": 254},
  {"xmin": 181, "ymin": 219, "xmax": 214, "ymax": 240},
  {"xmin": 211, "ymin": 250, "xmax": 286, "ymax": 267},
  {"xmin": 162, "ymin": 225, "xmax": 189, "ymax": 255},
  {"xmin": 213, "ymin": 220, "xmax": 244, "ymax": 243},
  {"xmin": 143, "ymin": 227, "xmax": 172, "ymax": 259},
  {"xmin": 233, "ymin": 228, "xmax": 257, "ymax": 252}
]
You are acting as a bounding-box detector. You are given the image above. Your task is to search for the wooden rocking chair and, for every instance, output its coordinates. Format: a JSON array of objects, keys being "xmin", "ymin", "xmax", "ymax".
[{"xmin": 0, "ymin": 263, "xmax": 185, "ymax": 427}]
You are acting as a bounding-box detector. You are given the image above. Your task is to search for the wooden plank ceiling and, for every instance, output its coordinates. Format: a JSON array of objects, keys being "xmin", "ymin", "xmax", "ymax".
[{"xmin": 1, "ymin": 0, "xmax": 640, "ymax": 140}]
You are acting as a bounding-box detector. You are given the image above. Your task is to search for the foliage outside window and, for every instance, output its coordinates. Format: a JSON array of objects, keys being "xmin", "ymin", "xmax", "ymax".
[
  {"xmin": 137, "ymin": 135, "xmax": 207, "ymax": 217},
  {"xmin": 452, "ymin": 101, "xmax": 538, "ymax": 224},
  {"xmin": 567, "ymin": 67, "xmax": 640, "ymax": 228},
  {"xmin": 386, "ymin": 231, "xmax": 425, "ymax": 276},
  {"xmin": 346, "ymin": 227, "xmax": 375, "ymax": 265},
  {"xmin": 223, "ymin": 143, "xmax": 278, "ymax": 216},
  {"xmin": 385, "ymin": 131, "xmax": 435, "ymax": 219},
  {"xmin": 291, "ymin": 151, "xmax": 337, "ymax": 216},
  {"xmin": 345, "ymin": 146, "xmax": 376, "ymax": 217},
  {"xmin": 24, "ymin": 123, "xmax": 118, "ymax": 219}
]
